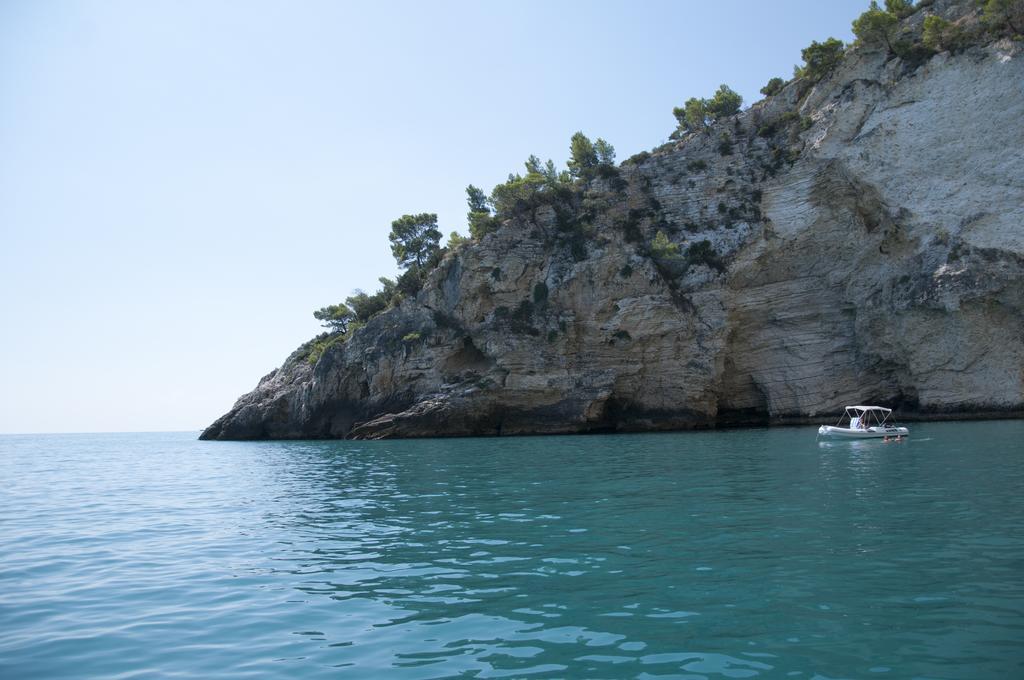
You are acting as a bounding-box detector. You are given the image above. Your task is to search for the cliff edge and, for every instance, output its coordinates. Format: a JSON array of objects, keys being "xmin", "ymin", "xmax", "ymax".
[{"xmin": 202, "ymin": 1, "xmax": 1024, "ymax": 440}]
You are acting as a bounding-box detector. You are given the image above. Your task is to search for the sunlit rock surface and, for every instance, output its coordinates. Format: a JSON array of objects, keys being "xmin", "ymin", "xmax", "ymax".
[{"xmin": 202, "ymin": 3, "xmax": 1023, "ymax": 440}]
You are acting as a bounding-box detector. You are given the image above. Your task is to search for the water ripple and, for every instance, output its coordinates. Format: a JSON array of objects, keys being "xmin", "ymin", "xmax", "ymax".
[{"xmin": 1, "ymin": 423, "xmax": 1023, "ymax": 678}]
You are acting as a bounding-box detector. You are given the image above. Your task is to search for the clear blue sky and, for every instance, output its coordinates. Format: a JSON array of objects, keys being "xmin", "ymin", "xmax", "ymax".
[{"xmin": 0, "ymin": 0, "xmax": 865, "ymax": 434}]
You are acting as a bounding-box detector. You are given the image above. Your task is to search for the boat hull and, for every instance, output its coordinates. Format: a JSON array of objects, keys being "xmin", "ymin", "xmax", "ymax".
[{"xmin": 817, "ymin": 425, "xmax": 909, "ymax": 439}]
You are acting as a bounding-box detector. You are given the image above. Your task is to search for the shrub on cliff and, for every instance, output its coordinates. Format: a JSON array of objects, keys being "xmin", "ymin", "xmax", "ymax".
[
  {"xmin": 795, "ymin": 38, "xmax": 846, "ymax": 81},
  {"xmin": 650, "ymin": 230, "xmax": 680, "ymax": 259},
  {"xmin": 760, "ymin": 77, "xmax": 786, "ymax": 97},
  {"xmin": 491, "ymin": 170, "xmax": 552, "ymax": 217},
  {"xmin": 685, "ymin": 239, "xmax": 725, "ymax": 271},
  {"xmin": 395, "ymin": 266, "xmax": 426, "ymax": 298},
  {"xmin": 447, "ymin": 231, "xmax": 469, "ymax": 249},
  {"xmin": 884, "ymin": 0, "xmax": 915, "ymax": 19},
  {"xmin": 488, "ymin": 153, "xmax": 577, "ymax": 223},
  {"xmin": 852, "ymin": 1, "xmax": 899, "ymax": 53},
  {"xmin": 532, "ymin": 281, "xmax": 549, "ymax": 304},
  {"xmin": 981, "ymin": 0, "xmax": 1024, "ymax": 35},
  {"xmin": 625, "ymin": 150, "xmax": 651, "ymax": 166},
  {"xmin": 345, "ymin": 277, "xmax": 397, "ymax": 323},
  {"xmin": 923, "ymin": 15, "xmax": 966, "ymax": 51},
  {"xmin": 305, "ymin": 333, "xmax": 346, "ymax": 365},
  {"xmin": 718, "ymin": 132, "xmax": 734, "ymax": 156}
]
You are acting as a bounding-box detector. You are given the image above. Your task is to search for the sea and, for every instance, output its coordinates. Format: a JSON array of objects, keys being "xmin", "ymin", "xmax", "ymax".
[{"xmin": 1, "ymin": 421, "xmax": 1022, "ymax": 679}]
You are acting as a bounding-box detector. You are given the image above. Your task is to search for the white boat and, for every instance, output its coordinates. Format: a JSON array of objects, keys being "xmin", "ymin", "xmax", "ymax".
[{"xmin": 817, "ymin": 405, "xmax": 909, "ymax": 440}]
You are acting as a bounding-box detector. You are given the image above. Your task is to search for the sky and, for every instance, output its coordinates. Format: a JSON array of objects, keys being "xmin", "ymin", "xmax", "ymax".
[{"xmin": 0, "ymin": 0, "xmax": 865, "ymax": 434}]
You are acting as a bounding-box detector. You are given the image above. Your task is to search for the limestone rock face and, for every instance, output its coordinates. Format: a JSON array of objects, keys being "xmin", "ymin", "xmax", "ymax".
[{"xmin": 201, "ymin": 12, "xmax": 1024, "ymax": 440}]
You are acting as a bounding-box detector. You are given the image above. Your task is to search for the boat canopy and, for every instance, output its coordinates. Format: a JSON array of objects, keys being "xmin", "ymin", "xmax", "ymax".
[{"xmin": 845, "ymin": 405, "xmax": 892, "ymax": 413}]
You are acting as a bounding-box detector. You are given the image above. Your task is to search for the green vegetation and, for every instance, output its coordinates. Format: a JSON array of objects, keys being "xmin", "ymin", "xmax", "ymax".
[
  {"xmin": 303, "ymin": 126, "xmax": 622, "ymax": 362},
  {"xmin": 673, "ymin": 98, "xmax": 705, "ymax": 135},
  {"xmin": 388, "ymin": 213, "xmax": 444, "ymax": 299},
  {"xmin": 707, "ymin": 84, "xmax": 743, "ymax": 119},
  {"xmin": 981, "ymin": 0, "xmax": 1024, "ymax": 35},
  {"xmin": 466, "ymin": 184, "xmax": 498, "ymax": 239},
  {"xmin": 852, "ymin": 1, "xmax": 900, "ymax": 53},
  {"xmin": 672, "ymin": 84, "xmax": 743, "ymax": 136},
  {"xmin": 305, "ymin": 333, "xmax": 346, "ymax": 365},
  {"xmin": 532, "ymin": 281, "xmax": 549, "ymax": 304},
  {"xmin": 795, "ymin": 38, "xmax": 846, "ymax": 81},
  {"xmin": 309, "ymin": 210, "xmax": 447, "ymax": 363},
  {"xmin": 650, "ymin": 230, "xmax": 680, "ymax": 258},
  {"xmin": 345, "ymin": 278, "xmax": 397, "ymax": 323},
  {"xmin": 447, "ymin": 231, "xmax": 469, "ymax": 249},
  {"xmin": 760, "ymin": 77, "xmax": 786, "ymax": 97},
  {"xmin": 313, "ymin": 303, "xmax": 354, "ymax": 333},
  {"xmin": 885, "ymin": 0, "xmax": 916, "ymax": 19},
  {"xmin": 568, "ymin": 132, "xmax": 616, "ymax": 180},
  {"xmin": 389, "ymin": 213, "xmax": 441, "ymax": 270},
  {"xmin": 490, "ymin": 161, "xmax": 568, "ymax": 218},
  {"xmin": 295, "ymin": 0, "xmax": 1020, "ymax": 369},
  {"xmin": 625, "ymin": 150, "xmax": 651, "ymax": 166},
  {"xmin": 502, "ymin": 299, "xmax": 539, "ymax": 336},
  {"xmin": 594, "ymin": 138, "xmax": 616, "ymax": 166},
  {"xmin": 923, "ymin": 15, "xmax": 965, "ymax": 51},
  {"xmin": 685, "ymin": 239, "xmax": 724, "ymax": 271},
  {"xmin": 718, "ymin": 132, "xmax": 734, "ymax": 156},
  {"xmin": 567, "ymin": 132, "xmax": 597, "ymax": 178}
]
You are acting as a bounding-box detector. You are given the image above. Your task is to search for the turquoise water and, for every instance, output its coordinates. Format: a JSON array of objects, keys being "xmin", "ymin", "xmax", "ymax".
[{"xmin": 1, "ymin": 423, "xmax": 1022, "ymax": 679}]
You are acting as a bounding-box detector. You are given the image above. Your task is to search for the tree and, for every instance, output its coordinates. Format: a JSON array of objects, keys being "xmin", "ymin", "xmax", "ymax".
[
  {"xmin": 852, "ymin": 1, "xmax": 899, "ymax": 53},
  {"xmin": 377, "ymin": 275, "xmax": 397, "ymax": 299},
  {"xmin": 683, "ymin": 97, "xmax": 707, "ymax": 130},
  {"xmin": 760, "ymin": 77, "xmax": 786, "ymax": 97},
  {"xmin": 673, "ymin": 85, "xmax": 742, "ymax": 135},
  {"xmin": 313, "ymin": 303, "xmax": 354, "ymax": 333},
  {"xmin": 796, "ymin": 38, "xmax": 846, "ymax": 80},
  {"xmin": 567, "ymin": 131, "xmax": 598, "ymax": 178},
  {"xmin": 389, "ymin": 213, "xmax": 441, "ymax": 270},
  {"xmin": 465, "ymin": 184, "xmax": 497, "ymax": 239},
  {"xmin": 541, "ymin": 158, "xmax": 558, "ymax": 183},
  {"xmin": 884, "ymin": 0, "xmax": 915, "ymax": 19},
  {"xmin": 466, "ymin": 184, "xmax": 489, "ymax": 213},
  {"xmin": 594, "ymin": 138, "xmax": 616, "ymax": 165},
  {"xmin": 672, "ymin": 97, "xmax": 707, "ymax": 132},
  {"xmin": 525, "ymin": 155, "xmax": 562, "ymax": 183},
  {"xmin": 705, "ymin": 84, "xmax": 743, "ymax": 120},
  {"xmin": 981, "ymin": 0, "xmax": 1024, "ymax": 34}
]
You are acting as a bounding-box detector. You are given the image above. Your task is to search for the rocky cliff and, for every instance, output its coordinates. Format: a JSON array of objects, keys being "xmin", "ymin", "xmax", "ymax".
[{"xmin": 202, "ymin": 1, "xmax": 1024, "ymax": 440}]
